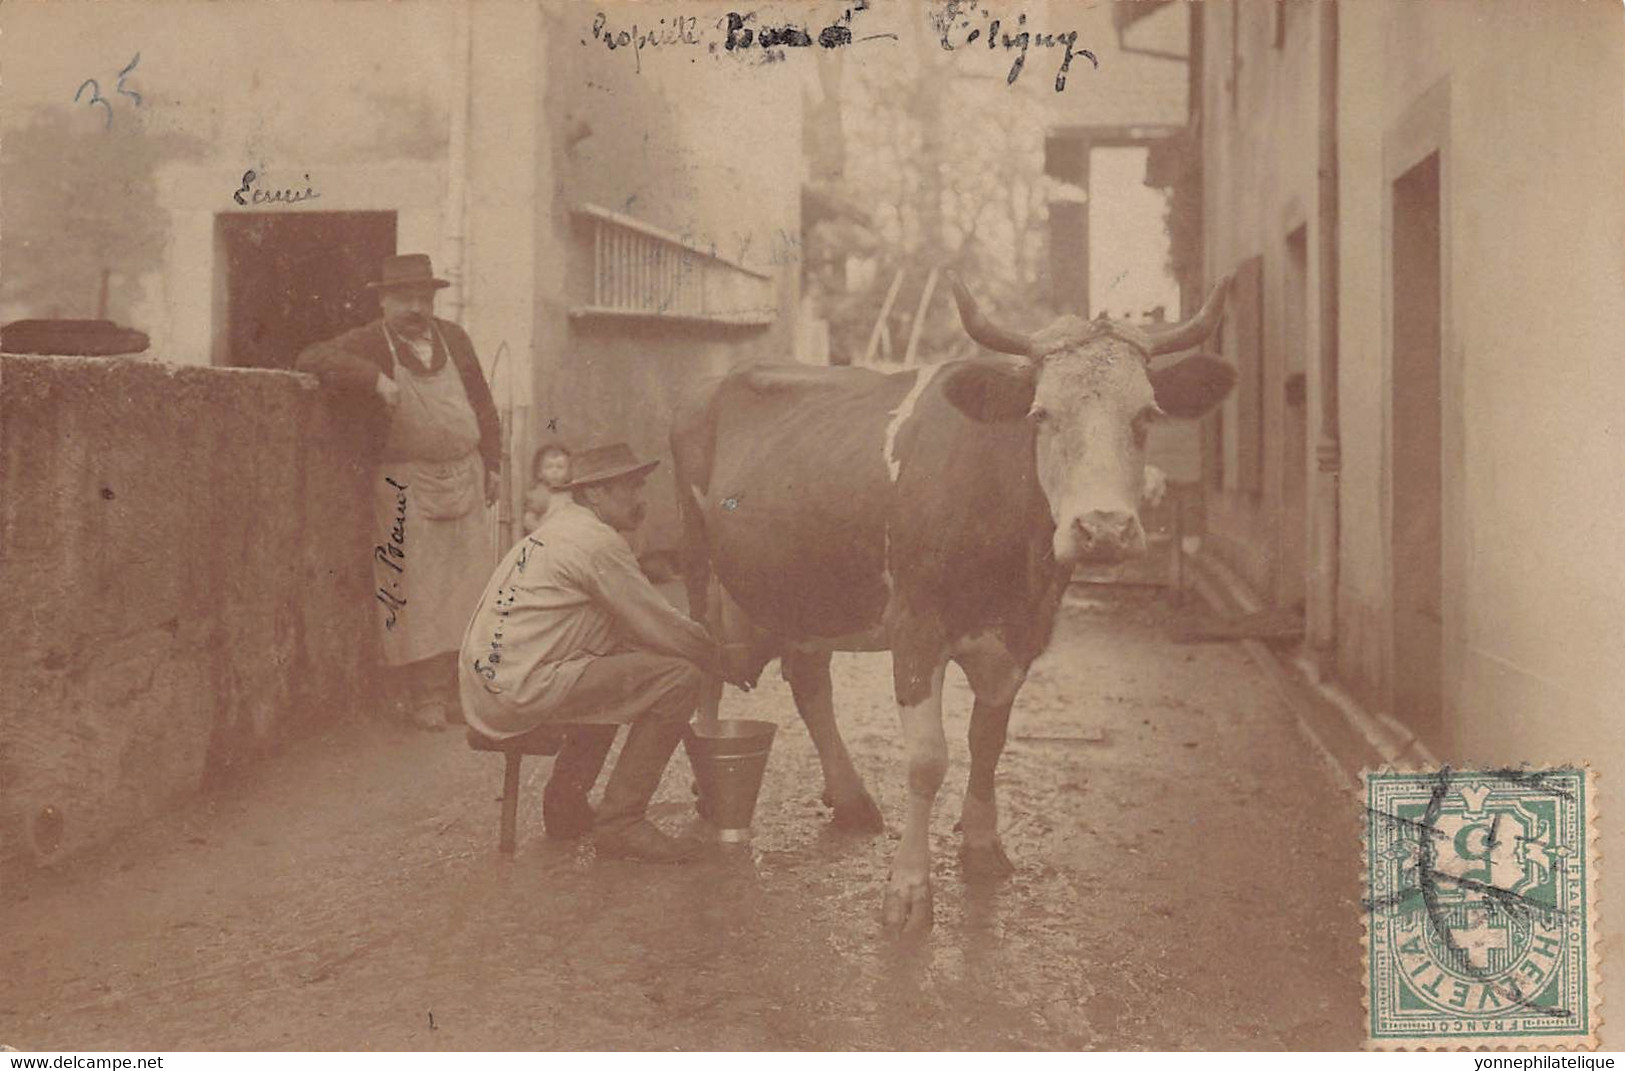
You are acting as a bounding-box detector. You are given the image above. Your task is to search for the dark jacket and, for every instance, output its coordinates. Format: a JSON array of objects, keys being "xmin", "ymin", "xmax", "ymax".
[{"xmin": 295, "ymin": 317, "xmax": 502, "ymax": 474}]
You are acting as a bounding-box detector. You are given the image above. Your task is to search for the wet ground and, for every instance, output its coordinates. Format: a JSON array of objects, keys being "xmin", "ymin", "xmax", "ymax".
[{"xmin": 1, "ymin": 588, "xmax": 1366, "ymax": 1050}]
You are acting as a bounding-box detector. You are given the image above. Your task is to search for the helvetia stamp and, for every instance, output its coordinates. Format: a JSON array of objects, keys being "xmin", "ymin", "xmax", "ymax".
[{"xmin": 1364, "ymin": 767, "xmax": 1598, "ymax": 1049}]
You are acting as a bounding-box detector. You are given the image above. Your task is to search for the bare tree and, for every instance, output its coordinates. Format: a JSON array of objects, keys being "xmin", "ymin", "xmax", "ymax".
[{"xmin": 825, "ymin": 15, "xmax": 1055, "ymax": 365}]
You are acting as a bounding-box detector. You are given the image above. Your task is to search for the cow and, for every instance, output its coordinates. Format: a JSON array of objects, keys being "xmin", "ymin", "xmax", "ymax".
[{"xmin": 670, "ymin": 273, "xmax": 1235, "ymax": 932}]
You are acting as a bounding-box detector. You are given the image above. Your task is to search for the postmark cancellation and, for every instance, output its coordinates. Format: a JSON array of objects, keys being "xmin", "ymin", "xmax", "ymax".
[{"xmin": 1363, "ymin": 767, "xmax": 1600, "ymax": 1049}]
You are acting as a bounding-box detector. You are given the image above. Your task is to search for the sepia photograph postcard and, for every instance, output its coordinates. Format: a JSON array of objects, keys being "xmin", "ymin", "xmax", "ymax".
[{"xmin": 0, "ymin": 0, "xmax": 1619, "ymax": 1054}]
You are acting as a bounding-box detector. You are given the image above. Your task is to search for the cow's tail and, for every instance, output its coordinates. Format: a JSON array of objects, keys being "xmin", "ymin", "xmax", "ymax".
[
  {"xmin": 670, "ymin": 375, "xmax": 725, "ymax": 627},
  {"xmin": 671, "ymin": 375, "xmax": 732, "ymax": 725}
]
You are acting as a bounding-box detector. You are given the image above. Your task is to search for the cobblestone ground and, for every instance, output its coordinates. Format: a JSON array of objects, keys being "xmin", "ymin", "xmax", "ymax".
[{"xmin": 1, "ymin": 588, "xmax": 1366, "ymax": 1050}]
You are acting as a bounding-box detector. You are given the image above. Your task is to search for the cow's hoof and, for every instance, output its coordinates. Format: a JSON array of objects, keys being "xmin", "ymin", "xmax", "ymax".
[
  {"xmin": 959, "ymin": 839, "xmax": 1016, "ymax": 882},
  {"xmin": 820, "ymin": 788, "xmax": 885, "ymax": 833},
  {"xmin": 832, "ymin": 791, "xmax": 885, "ymax": 833},
  {"xmin": 881, "ymin": 880, "xmax": 934, "ymax": 934}
]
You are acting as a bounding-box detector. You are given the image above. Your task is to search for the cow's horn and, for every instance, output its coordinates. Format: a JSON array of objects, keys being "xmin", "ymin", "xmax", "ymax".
[
  {"xmin": 1146, "ymin": 275, "xmax": 1232, "ymax": 356},
  {"xmin": 947, "ymin": 272, "xmax": 1035, "ymax": 359}
]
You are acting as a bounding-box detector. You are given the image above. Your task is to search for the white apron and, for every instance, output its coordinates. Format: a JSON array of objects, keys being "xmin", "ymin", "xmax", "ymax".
[{"xmin": 371, "ymin": 327, "xmax": 492, "ymax": 666}]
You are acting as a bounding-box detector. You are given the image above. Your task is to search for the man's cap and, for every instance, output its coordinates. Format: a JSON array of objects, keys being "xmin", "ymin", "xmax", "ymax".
[
  {"xmin": 563, "ymin": 443, "xmax": 660, "ymax": 490},
  {"xmin": 368, "ymin": 253, "xmax": 451, "ymax": 292}
]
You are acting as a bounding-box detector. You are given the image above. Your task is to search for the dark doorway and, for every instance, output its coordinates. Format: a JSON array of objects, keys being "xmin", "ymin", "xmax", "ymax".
[
  {"xmin": 217, "ymin": 212, "xmax": 396, "ymax": 369},
  {"xmin": 1049, "ymin": 199, "xmax": 1089, "ymax": 319},
  {"xmin": 1389, "ymin": 152, "xmax": 1443, "ymax": 740},
  {"xmin": 1045, "ymin": 133, "xmax": 1089, "ymax": 318}
]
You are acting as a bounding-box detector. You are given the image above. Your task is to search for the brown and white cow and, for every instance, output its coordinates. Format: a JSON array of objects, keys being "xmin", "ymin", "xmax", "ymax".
[{"xmin": 671, "ymin": 274, "xmax": 1234, "ymax": 931}]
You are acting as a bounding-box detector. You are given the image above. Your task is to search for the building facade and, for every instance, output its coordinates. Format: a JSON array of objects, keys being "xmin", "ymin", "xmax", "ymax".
[
  {"xmin": 1196, "ymin": 3, "xmax": 1623, "ymax": 1032},
  {"xmin": 1198, "ymin": 0, "xmax": 1625, "ymax": 755},
  {"xmin": 0, "ymin": 0, "xmax": 806, "ymax": 558},
  {"xmin": 0, "ymin": 0, "xmax": 807, "ymax": 866}
]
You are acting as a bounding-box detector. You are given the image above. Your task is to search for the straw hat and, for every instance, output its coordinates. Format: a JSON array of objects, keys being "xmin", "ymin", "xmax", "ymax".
[{"xmin": 562, "ymin": 443, "xmax": 661, "ymax": 489}]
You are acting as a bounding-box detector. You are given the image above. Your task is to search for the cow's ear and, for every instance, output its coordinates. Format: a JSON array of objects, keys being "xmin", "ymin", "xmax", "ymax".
[
  {"xmin": 1148, "ymin": 354, "xmax": 1235, "ymax": 419},
  {"xmin": 942, "ymin": 361, "xmax": 1038, "ymax": 423}
]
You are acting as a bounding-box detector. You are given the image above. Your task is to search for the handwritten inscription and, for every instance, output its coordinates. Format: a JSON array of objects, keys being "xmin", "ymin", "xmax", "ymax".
[
  {"xmin": 470, "ymin": 585, "xmax": 519, "ymax": 682},
  {"xmin": 768, "ymin": 229, "xmax": 801, "ymax": 267},
  {"xmin": 721, "ymin": 10, "xmax": 890, "ymax": 52},
  {"xmin": 374, "ymin": 477, "xmax": 408, "ymax": 629},
  {"xmin": 584, "ymin": 4, "xmax": 895, "ymax": 74},
  {"xmin": 582, "ymin": 4, "xmax": 1089, "ymax": 90},
  {"xmin": 514, "ymin": 535, "xmax": 544, "ymax": 574},
  {"xmin": 75, "ymin": 52, "xmax": 142, "ymax": 128},
  {"xmin": 934, "ymin": 2, "xmax": 1097, "ymax": 91},
  {"xmin": 234, "ymin": 170, "xmax": 321, "ymax": 207},
  {"xmin": 471, "ymin": 538, "xmax": 543, "ymax": 683},
  {"xmin": 586, "ymin": 11, "xmax": 702, "ymax": 74}
]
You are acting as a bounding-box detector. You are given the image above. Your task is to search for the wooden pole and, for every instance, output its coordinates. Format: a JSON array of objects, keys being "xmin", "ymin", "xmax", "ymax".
[
  {"xmin": 486, "ymin": 340, "xmax": 512, "ymax": 560},
  {"xmin": 499, "ymin": 752, "xmax": 522, "ymax": 853},
  {"xmin": 1172, "ymin": 484, "xmax": 1186, "ymax": 605},
  {"xmin": 902, "ymin": 267, "xmax": 940, "ymax": 367},
  {"xmin": 862, "ymin": 269, "xmax": 906, "ymax": 365}
]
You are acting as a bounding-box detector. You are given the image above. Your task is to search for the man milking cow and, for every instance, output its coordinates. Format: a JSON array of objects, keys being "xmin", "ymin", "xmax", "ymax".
[
  {"xmin": 458, "ymin": 444, "xmax": 754, "ymax": 863},
  {"xmin": 444, "ymin": 262, "xmax": 1233, "ymax": 906}
]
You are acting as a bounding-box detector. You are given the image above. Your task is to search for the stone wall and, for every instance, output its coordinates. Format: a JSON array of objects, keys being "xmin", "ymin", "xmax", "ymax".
[{"xmin": 1, "ymin": 355, "xmax": 377, "ymax": 872}]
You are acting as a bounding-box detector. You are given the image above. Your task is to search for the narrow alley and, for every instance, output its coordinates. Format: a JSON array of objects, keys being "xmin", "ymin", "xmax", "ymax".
[{"xmin": 1, "ymin": 589, "xmax": 1365, "ymax": 1051}]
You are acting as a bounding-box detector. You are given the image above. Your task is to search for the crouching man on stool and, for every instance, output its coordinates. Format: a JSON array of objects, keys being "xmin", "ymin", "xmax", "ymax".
[{"xmin": 459, "ymin": 443, "xmax": 748, "ymax": 863}]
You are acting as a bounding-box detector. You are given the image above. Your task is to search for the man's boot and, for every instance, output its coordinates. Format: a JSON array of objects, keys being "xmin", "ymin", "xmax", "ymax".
[
  {"xmin": 434, "ymin": 652, "xmax": 466, "ymax": 725},
  {"xmin": 404, "ymin": 657, "xmax": 447, "ymax": 732},
  {"xmin": 594, "ymin": 721, "xmax": 703, "ymax": 863},
  {"xmin": 543, "ymin": 725, "xmax": 616, "ymax": 840}
]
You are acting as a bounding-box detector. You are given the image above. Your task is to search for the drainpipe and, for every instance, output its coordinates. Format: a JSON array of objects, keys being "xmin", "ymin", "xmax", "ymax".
[
  {"xmin": 1309, "ymin": 0, "xmax": 1341, "ymax": 675},
  {"xmin": 446, "ymin": 1, "xmax": 506, "ymax": 556}
]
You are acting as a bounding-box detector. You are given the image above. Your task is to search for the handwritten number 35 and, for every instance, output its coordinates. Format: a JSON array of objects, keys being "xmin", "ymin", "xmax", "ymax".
[{"xmin": 76, "ymin": 53, "xmax": 141, "ymax": 128}]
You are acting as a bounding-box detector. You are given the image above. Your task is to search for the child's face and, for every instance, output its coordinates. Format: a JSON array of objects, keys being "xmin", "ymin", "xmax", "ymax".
[{"xmin": 539, "ymin": 453, "xmax": 571, "ymax": 489}]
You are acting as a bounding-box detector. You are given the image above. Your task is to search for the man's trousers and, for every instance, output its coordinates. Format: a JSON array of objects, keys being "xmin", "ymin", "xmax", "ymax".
[{"xmin": 529, "ymin": 652, "xmax": 703, "ymax": 835}]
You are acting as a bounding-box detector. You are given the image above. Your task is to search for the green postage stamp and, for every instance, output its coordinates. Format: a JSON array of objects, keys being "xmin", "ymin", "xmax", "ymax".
[{"xmin": 1364, "ymin": 767, "xmax": 1599, "ymax": 1049}]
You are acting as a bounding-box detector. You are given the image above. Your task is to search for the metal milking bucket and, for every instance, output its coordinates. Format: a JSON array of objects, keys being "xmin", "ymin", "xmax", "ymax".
[{"xmin": 683, "ymin": 719, "xmax": 777, "ymax": 843}]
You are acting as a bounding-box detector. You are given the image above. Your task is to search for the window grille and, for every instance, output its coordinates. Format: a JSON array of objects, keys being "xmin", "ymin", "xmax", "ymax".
[{"xmin": 570, "ymin": 204, "xmax": 775, "ymax": 327}]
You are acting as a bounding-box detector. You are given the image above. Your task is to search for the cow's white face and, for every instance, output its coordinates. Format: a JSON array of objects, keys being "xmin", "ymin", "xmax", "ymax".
[
  {"xmin": 1031, "ymin": 332, "xmax": 1161, "ymax": 566},
  {"xmin": 945, "ymin": 273, "xmax": 1236, "ymax": 568}
]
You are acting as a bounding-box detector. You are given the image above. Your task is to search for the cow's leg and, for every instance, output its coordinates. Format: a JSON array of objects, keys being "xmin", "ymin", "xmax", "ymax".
[
  {"xmin": 953, "ymin": 639, "xmax": 1027, "ymax": 881},
  {"xmin": 959, "ymin": 698, "xmax": 1017, "ymax": 880},
  {"xmin": 782, "ymin": 648, "xmax": 883, "ymax": 832},
  {"xmin": 882, "ymin": 650, "xmax": 948, "ymax": 933}
]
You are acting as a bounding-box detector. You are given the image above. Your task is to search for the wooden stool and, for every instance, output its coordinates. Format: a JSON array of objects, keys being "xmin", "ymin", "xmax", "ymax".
[{"xmin": 466, "ymin": 724, "xmax": 566, "ymax": 853}]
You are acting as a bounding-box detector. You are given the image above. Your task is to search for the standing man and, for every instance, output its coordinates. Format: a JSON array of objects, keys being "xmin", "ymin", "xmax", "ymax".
[
  {"xmin": 460, "ymin": 443, "xmax": 746, "ymax": 863},
  {"xmin": 297, "ymin": 253, "xmax": 501, "ymax": 730}
]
